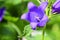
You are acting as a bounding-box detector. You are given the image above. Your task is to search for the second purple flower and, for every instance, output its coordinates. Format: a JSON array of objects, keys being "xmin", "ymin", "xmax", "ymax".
[
  {"xmin": 0, "ymin": 7, "xmax": 5, "ymax": 21},
  {"xmin": 52, "ymin": 0, "xmax": 60, "ymax": 13}
]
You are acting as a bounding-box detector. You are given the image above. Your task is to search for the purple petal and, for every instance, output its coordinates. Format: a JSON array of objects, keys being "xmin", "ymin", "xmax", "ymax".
[
  {"xmin": 28, "ymin": 2, "xmax": 36, "ymax": 10},
  {"xmin": 29, "ymin": 7, "xmax": 44, "ymax": 19},
  {"xmin": 38, "ymin": 2, "xmax": 48, "ymax": 10},
  {"xmin": 29, "ymin": 11, "xmax": 44, "ymax": 22},
  {"xmin": 52, "ymin": 9, "xmax": 56, "ymax": 13},
  {"xmin": 52, "ymin": 0, "xmax": 60, "ymax": 13},
  {"xmin": 52, "ymin": 7, "xmax": 56, "ymax": 13},
  {"xmin": 53, "ymin": 0, "xmax": 60, "ymax": 7},
  {"xmin": 29, "ymin": 12, "xmax": 39, "ymax": 22},
  {"xmin": 30, "ymin": 22, "xmax": 38, "ymax": 30},
  {"xmin": 0, "ymin": 7, "xmax": 5, "ymax": 21},
  {"xmin": 57, "ymin": 0, "xmax": 60, "ymax": 1},
  {"xmin": 52, "ymin": 7, "xmax": 60, "ymax": 13},
  {"xmin": 37, "ymin": 14, "xmax": 48, "ymax": 26},
  {"xmin": 54, "ymin": 1, "xmax": 60, "ymax": 8},
  {"xmin": 21, "ymin": 13, "xmax": 28, "ymax": 20}
]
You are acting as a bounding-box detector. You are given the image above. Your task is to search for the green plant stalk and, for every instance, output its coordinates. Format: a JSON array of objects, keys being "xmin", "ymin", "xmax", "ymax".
[
  {"xmin": 45, "ymin": 6, "xmax": 49, "ymax": 16},
  {"xmin": 37, "ymin": 0, "xmax": 41, "ymax": 4},
  {"xmin": 42, "ymin": 3, "xmax": 48, "ymax": 40},
  {"xmin": 42, "ymin": 25, "xmax": 46, "ymax": 40},
  {"xmin": 42, "ymin": 1, "xmax": 52, "ymax": 40},
  {"xmin": 49, "ymin": 7, "xmax": 52, "ymax": 18}
]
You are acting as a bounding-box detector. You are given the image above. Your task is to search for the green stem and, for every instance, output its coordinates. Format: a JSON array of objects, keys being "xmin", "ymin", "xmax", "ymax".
[
  {"xmin": 42, "ymin": 30, "xmax": 44, "ymax": 40},
  {"xmin": 42, "ymin": 0, "xmax": 52, "ymax": 40},
  {"xmin": 37, "ymin": 0, "xmax": 41, "ymax": 4},
  {"xmin": 49, "ymin": 7, "xmax": 52, "ymax": 18},
  {"xmin": 42, "ymin": 25, "xmax": 46, "ymax": 40}
]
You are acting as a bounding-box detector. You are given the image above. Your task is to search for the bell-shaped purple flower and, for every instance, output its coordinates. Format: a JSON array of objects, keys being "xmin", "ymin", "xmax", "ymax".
[
  {"xmin": 21, "ymin": 2, "xmax": 48, "ymax": 30},
  {"xmin": 52, "ymin": 0, "xmax": 60, "ymax": 13},
  {"xmin": 0, "ymin": 7, "xmax": 5, "ymax": 21}
]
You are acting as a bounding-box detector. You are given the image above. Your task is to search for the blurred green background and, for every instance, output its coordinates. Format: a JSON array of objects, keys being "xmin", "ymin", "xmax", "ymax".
[{"xmin": 0, "ymin": 0, "xmax": 60, "ymax": 40}]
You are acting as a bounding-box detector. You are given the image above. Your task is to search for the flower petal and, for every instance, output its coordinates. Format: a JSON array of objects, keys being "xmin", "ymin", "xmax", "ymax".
[
  {"xmin": 0, "ymin": 7, "xmax": 5, "ymax": 21},
  {"xmin": 52, "ymin": 9, "xmax": 56, "ymax": 13},
  {"xmin": 30, "ymin": 12, "xmax": 39, "ymax": 22},
  {"xmin": 52, "ymin": 0, "xmax": 60, "ymax": 13},
  {"xmin": 29, "ymin": 11, "xmax": 44, "ymax": 22},
  {"xmin": 21, "ymin": 13, "xmax": 28, "ymax": 20},
  {"xmin": 54, "ymin": 1, "xmax": 60, "ymax": 8},
  {"xmin": 53, "ymin": 0, "xmax": 60, "ymax": 7},
  {"xmin": 28, "ymin": 2, "xmax": 36, "ymax": 10},
  {"xmin": 30, "ymin": 22, "xmax": 38, "ymax": 30},
  {"xmin": 37, "ymin": 14, "xmax": 48, "ymax": 26},
  {"xmin": 52, "ymin": 7, "xmax": 60, "ymax": 13},
  {"xmin": 38, "ymin": 2, "xmax": 48, "ymax": 10}
]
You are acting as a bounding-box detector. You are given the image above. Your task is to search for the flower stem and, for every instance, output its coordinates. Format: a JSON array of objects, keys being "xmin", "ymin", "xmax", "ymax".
[
  {"xmin": 42, "ymin": 25, "xmax": 46, "ymax": 40},
  {"xmin": 42, "ymin": 30, "xmax": 44, "ymax": 40},
  {"xmin": 37, "ymin": 0, "xmax": 41, "ymax": 4}
]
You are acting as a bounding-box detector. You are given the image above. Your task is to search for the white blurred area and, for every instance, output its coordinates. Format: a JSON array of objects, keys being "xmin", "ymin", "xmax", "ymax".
[
  {"xmin": 22, "ymin": 30, "xmax": 47, "ymax": 40},
  {"xmin": 31, "ymin": 30, "xmax": 42, "ymax": 36}
]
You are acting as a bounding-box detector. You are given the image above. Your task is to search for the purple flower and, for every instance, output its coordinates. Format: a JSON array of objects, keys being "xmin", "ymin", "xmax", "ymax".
[
  {"xmin": 21, "ymin": 2, "xmax": 48, "ymax": 30},
  {"xmin": 0, "ymin": 7, "xmax": 5, "ymax": 21},
  {"xmin": 52, "ymin": 0, "xmax": 60, "ymax": 13}
]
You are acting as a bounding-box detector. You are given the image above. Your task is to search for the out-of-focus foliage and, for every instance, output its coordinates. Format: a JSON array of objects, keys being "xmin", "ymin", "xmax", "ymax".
[
  {"xmin": 5, "ymin": 0, "xmax": 22, "ymax": 5},
  {"xmin": 0, "ymin": 0, "xmax": 60, "ymax": 40}
]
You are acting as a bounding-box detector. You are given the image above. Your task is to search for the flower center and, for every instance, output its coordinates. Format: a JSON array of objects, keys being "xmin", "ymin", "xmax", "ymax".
[{"xmin": 35, "ymin": 16, "xmax": 40, "ymax": 22}]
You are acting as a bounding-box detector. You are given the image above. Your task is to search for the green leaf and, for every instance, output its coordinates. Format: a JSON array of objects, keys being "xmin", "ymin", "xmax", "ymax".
[
  {"xmin": 0, "ymin": 35, "xmax": 17, "ymax": 40},
  {"xmin": 0, "ymin": 23, "xmax": 17, "ymax": 40},
  {"xmin": 5, "ymin": 0, "xmax": 22, "ymax": 5},
  {"xmin": 23, "ymin": 25, "xmax": 33, "ymax": 37},
  {"xmin": 4, "ymin": 11, "xmax": 18, "ymax": 22},
  {"xmin": 52, "ymin": 24, "xmax": 60, "ymax": 40},
  {"xmin": 4, "ymin": 15, "xmax": 18, "ymax": 22},
  {"xmin": 6, "ymin": 22, "xmax": 22, "ymax": 37},
  {"xmin": 30, "ymin": 0, "xmax": 40, "ymax": 6},
  {"xmin": 46, "ymin": 14, "xmax": 60, "ymax": 30},
  {"xmin": 46, "ymin": 14, "xmax": 60, "ymax": 40}
]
